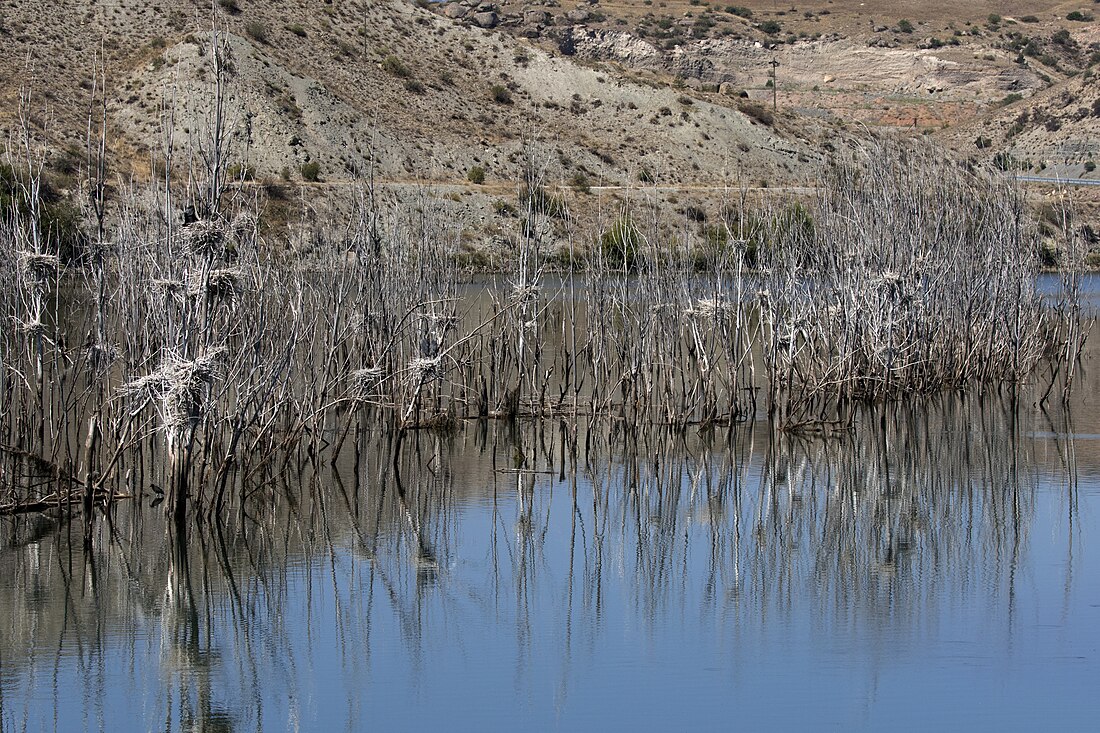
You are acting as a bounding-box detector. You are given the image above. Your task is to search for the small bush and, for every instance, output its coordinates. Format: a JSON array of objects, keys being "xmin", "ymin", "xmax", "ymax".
[
  {"xmin": 0, "ymin": 164, "xmax": 87, "ymax": 263},
  {"xmin": 404, "ymin": 79, "xmax": 425, "ymax": 94},
  {"xmin": 993, "ymin": 152, "xmax": 1017, "ymax": 171},
  {"xmin": 684, "ymin": 204, "xmax": 707, "ymax": 222},
  {"xmin": 1066, "ymin": 11, "xmax": 1093, "ymax": 22},
  {"xmin": 490, "ymin": 84, "xmax": 512, "ymax": 104},
  {"xmin": 1086, "ymin": 161, "xmax": 1097, "ymax": 172},
  {"xmin": 569, "ymin": 173, "xmax": 591, "ymax": 194},
  {"xmin": 773, "ymin": 202, "xmax": 814, "ymax": 243},
  {"xmin": 1021, "ymin": 15, "xmax": 1039, "ymax": 23},
  {"xmin": 521, "ymin": 186, "xmax": 567, "ymax": 216},
  {"xmin": 467, "ymin": 166, "xmax": 486, "ymax": 184},
  {"xmin": 226, "ymin": 163, "xmax": 255, "ymax": 181},
  {"xmin": 600, "ymin": 216, "xmax": 643, "ymax": 269},
  {"xmin": 245, "ymin": 22, "xmax": 269, "ymax": 44},
  {"xmin": 897, "ymin": 19, "xmax": 914, "ymax": 34},
  {"xmin": 287, "ymin": 24, "xmax": 307, "ymax": 37},
  {"xmin": 739, "ymin": 101, "xmax": 774, "ymax": 126},
  {"xmin": 758, "ymin": 20, "xmax": 782, "ymax": 34},
  {"xmin": 300, "ymin": 161, "xmax": 321, "ymax": 182},
  {"xmin": 702, "ymin": 223, "xmax": 729, "ymax": 253},
  {"xmin": 725, "ymin": 6, "xmax": 753, "ymax": 19},
  {"xmin": 999, "ymin": 93, "xmax": 1024, "ymax": 106},
  {"xmin": 382, "ymin": 55, "xmax": 411, "ymax": 78},
  {"xmin": 218, "ymin": 0, "xmax": 241, "ymax": 14}
]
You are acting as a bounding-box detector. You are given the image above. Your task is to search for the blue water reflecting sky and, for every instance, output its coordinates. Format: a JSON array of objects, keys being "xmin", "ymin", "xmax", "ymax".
[{"xmin": 2, "ymin": 400, "xmax": 1099, "ymax": 732}]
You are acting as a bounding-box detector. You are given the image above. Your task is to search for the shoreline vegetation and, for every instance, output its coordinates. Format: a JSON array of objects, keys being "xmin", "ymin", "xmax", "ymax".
[{"xmin": 0, "ymin": 29, "xmax": 1090, "ymax": 528}]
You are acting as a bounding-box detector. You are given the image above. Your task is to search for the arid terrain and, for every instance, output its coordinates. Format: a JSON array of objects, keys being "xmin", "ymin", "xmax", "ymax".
[{"xmin": 0, "ymin": 0, "xmax": 1097, "ymax": 255}]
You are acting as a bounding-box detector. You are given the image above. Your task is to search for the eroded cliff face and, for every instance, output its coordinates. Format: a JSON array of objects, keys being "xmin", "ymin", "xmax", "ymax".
[
  {"xmin": 559, "ymin": 28, "xmax": 1046, "ymax": 103},
  {"xmin": 561, "ymin": 27, "xmax": 666, "ymax": 71}
]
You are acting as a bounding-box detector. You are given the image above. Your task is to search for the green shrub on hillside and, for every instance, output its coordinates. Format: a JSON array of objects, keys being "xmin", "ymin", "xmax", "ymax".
[
  {"xmin": 522, "ymin": 185, "xmax": 567, "ymax": 218},
  {"xmin": 245, "ymin": 22, "xmax": 269, "ymax": 44},
  {"xmin": 739, "ymin": 101, "xmax": 774, "ymax": 126},
  {"xmin": 600, "ymin": 216, "xmax": 643, "ymax": 269},
  {"xmin": 382, "ymin": 55, "xmax": 411, "ymax": 78},
  {"xmin": 227, "ymin": 163, "xmax": 255, "ymax": 180},
  {"xmin": 0, "ymin": 164, "xmax": 87, "ymax": 263},
  {"xmin": 300, "ymin": 161, "xmax": 321, "ymax": 182}
]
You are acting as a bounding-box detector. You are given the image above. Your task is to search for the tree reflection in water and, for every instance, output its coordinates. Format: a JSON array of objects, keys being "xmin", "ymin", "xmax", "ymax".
[{"xmin": 0, "ymin": 390, "xmax": 1085, "ymax": 731}]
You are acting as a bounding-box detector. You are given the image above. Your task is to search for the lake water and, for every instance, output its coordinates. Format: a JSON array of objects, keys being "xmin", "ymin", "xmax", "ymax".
[{"xmin": 2, "ymin": 278, "xmax": 1100, "ymax": 731}]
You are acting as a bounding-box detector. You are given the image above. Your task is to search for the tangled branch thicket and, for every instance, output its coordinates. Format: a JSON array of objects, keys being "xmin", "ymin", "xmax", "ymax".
[
  {"xmin": 0, "ymin": 129, "xmax": 1085, "ymax": 522},
  {"xmin": 757, "ymin": 137, "xmax": 1085, "ymax": 427}
]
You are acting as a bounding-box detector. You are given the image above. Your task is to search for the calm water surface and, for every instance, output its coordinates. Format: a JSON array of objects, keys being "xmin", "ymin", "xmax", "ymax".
[{"xmin": 2, "ymin": 278, "xmax": 1100, "ymax": 732}]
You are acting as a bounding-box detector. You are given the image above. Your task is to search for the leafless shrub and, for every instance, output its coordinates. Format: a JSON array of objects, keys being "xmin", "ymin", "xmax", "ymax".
[{"xmin": 756, "ymin": 135, "xmax": 1070, "ymax": 427}]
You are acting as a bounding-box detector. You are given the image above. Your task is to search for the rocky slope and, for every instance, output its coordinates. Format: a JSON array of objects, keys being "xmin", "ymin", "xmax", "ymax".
[
  {"xmin": 427, "ymin": 0, "xmax": 1099, "ymax": 173},
  {"xmin": 0, "ymin": 0, "xmax": 1096, "ymax": 256},
  {"xmin": 0, "ymin": 0, "xmax": 816, "ymax": 189}
]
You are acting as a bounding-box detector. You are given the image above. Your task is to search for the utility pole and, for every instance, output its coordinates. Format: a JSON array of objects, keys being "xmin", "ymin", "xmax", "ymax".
[{"xmin": 770, "ymin": 56, "xmax": 779, "ymax": 111}]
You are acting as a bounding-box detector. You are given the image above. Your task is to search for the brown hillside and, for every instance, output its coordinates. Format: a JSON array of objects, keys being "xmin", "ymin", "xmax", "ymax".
[{"xmin": 0, "ymin": 0, "xmax": 815, "ymax": 190}]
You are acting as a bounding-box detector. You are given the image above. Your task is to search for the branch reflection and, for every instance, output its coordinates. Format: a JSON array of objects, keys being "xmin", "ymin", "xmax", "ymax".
[{"xmin": 0, "ymin": 391, "xmax": 1081, "ymax": 730}]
